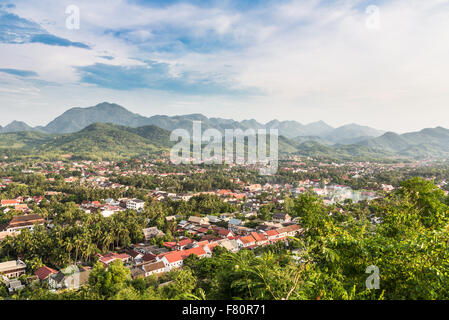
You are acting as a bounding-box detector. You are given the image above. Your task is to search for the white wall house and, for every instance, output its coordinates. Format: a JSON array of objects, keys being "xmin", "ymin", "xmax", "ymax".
[{"xmin": 126, "ymin": 199, "xmax": 145, "ymax": 211}]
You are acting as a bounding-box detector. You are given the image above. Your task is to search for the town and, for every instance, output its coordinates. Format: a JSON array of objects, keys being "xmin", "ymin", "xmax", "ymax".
[{"xmin": 1, "ymin": 154, "xmax": 448, "ymax": 298}]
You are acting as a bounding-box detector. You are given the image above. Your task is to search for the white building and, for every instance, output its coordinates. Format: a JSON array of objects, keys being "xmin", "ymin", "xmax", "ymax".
[
  {"xmin": 126, "ymin": 199, "xmax": 145, "ymax": 211},
  {"xmin": 143, "ymin": 261, "xmax": 166, "ymax": 277},
  {"xmin": 0, "ymin": 260, "xmax": 27, "ymax": 279}
]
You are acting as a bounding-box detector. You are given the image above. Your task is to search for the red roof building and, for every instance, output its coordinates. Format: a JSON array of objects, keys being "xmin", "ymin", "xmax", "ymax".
[
  {"xmin": 265, "ymin": 229, "xmax": 279, "ymax": 242},
  {"xmin": 142, "ymin": 253, "xmax": 156, "ymax": 263},
  {"xmin": 98, "ymin": 252, "xmax": 131, "ymax": 267},
  {"xmin": 35, "ymin": 265, "xmax": 58, "ymax": 280},
  {"xmin": 238, "ymin": 235, "xmax": 256, "ymax": 247},
  {"xmin": 175, "ymin": 238, "xmax": 193, "ymax": 250},
  {"xmin": 251, "ymin": 232, "xmax": 268, "ymax": 245},
  {"xmin": 159, "ymin": 246, "xmax": 209, "ymax": 270},
  {"xmin": 163, "ymin": 241, "xmax": 177, "ymax": 249},
  {"xmin": 1, "ymin": 199, "xmax": 19, "ymax": 207}
]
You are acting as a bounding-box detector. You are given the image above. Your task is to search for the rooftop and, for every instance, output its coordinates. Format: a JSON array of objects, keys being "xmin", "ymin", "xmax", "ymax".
[{"xmin": 0, "ymin": 260, "xmax": 26, "ymax": 273}]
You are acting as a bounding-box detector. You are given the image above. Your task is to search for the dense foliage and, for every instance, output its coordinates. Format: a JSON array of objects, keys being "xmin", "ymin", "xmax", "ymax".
[{"xmin": 2, "ymin": 177, "xmax": 449, "ymax": 300}]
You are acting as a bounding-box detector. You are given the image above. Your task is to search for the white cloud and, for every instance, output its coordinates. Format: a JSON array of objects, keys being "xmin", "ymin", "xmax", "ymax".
[{"xmin": 1, "ymin": 0, "xmax": 449, "ymax": 132}]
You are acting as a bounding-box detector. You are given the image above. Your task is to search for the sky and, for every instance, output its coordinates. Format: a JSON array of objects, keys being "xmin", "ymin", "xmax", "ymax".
[{"xmin": 0, "ymin": 0, "xmax": 449, "ymax": 133}]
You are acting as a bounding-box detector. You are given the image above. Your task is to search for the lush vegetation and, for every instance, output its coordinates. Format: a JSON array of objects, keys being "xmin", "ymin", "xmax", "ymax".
[
  {"xmin": 4, "ymin": 116, "xmax": 449, "ymax": 162},
  {"xmin": 0, "ymin": 123, "xmax": 172, "ymax": 161},
  {"xmin": 2, "ymin": 177, "xmax": 449, "ymax": 300}
]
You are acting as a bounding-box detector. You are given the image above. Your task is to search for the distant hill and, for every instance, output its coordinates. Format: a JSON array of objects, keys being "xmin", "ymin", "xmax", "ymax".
[
  {"xmin": 142, "ymin": 113, "xmax": 247, "ymax": 134},
  {"xmin": 43, "ymin": 102, "xmax": 151, "ymax": 133},
  {"xmin": 0, "ymin": 122, "xmax": 301, "ymax": 160},
  {"xmin": 324, "ymin": 123, "xmax": 385, "ymax": 144},
  {"xmin": 1, "ymin": 121, "xmax": 449, "ymax": 161},
  {"xmin": 40, "ymin": 123, "xmax": 172, "ymax": 159},
  {"xmin": 295, "ymin": 140, "xmax": 395, "ymax": 161},
  {"xmin": 0, "ymin": 131, "xmax": 50, "ymax": 149},
  {"xmin": 0, "ymin": 121, "xmax": 36, "ymax": 133},
  {"xmin": 357, "ymin": 132, "xmax": 410, "ymax": 152},
  {"xmin": 261, "ymin": 119, "xmax": 334, "ymax": 138},
  {"xmin": 0, "ymin": 123, "xmax": 172, "ymax": 160},
  {"xmin": 302, "ymin": 121, "xmax": 335, "ymax": 137},
  {"xmin": 356, "ymin": 127, "xmax": 449, "ymax": 158},
  {"xmin": 291, "ymin": 135, "xmax": 332, "ymax": 146},
  {"xmin": 126, "ymin": 125, "xmax": 173, "ymax": 149},
  {"xmin": 41, "ymin": 103, "xmax": 257, "ymax": 135},
  {"xmin": 36, "ymin": 102, "xmax": 386, "ymax": 144},
  {"xmin": 290, "ymin": 127, "xmax": 449, "ymax": 160},
  {"xmin": 3, "ymin": 102, "xmax": 449, "ymax": 161}
]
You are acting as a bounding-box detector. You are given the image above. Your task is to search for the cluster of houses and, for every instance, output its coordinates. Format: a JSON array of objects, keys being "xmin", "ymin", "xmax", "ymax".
[
  {"xmin": 0, "ymin": 177, "xmax": 13, "ymax": 189},
  {"xmin": 145, "ymin": 180, "xmax": 384, "ymax": 211},
  {"xmin": 137, "ymin": 213, "xmax": 302, "ymax": 273},
  {"xmin": 0, "ymin": 225, "xmax": 301, "ymax": 292},
  {"xmin": 79, "ymin": 198, "xmax": 145, "ymax": 217},
  {"xmin": 123, "ymin": 220, "xmax": 302, "ymax": 280},
  {"xmin": 39, "ymin": 265, "xmax": 92, "ymax": 291},
  {"xmin": 0, "ymin": 203, "xmax": 301, "ymax": 294},
  {"xmin": 0, "ymin": 210, "xmax": 301, "ymax": 293},
  {"xmin": 1, "ymin": 198, "xmax": 32, "ymax": 213}
]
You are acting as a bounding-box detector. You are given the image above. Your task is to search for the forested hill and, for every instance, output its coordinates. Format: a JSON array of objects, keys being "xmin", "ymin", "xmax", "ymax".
[
  {"xmin": 1, "ymin": 120, "xmax": 449, "ymax": 161},
  {"xmin": 0, "ymin": 123, "xmax": 173, "ymax": 160}
]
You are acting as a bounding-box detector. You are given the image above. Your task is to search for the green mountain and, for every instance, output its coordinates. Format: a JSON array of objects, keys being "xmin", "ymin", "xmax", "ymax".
[
  {"xmin": 357, "ymin": 127, "xmax": 449, "ymax": 158},
  {"xmin": 41, "ymin": 102, "xmax": 256, "ymax": 135},
  {"xmin": 295, "ymin": 140, "xmax": 396, "ymax": 161},
  {"xmin": 0, "ymin": 123, "xmax": 172, "ymax": 160},
  {"xmin": 37, "ymin": 102, "xmax": 387, "ymax": 145},
  {"xmin": 0, "ymin": 122, "xmax": 305, "ymax": 160},
  {"xmin": 126, "ymin": 125, "xmax": 174, "ymax": 149},
  {"xmin": 292, "ymin": 127, "xmax": 449, "ymax": 160},
  {"xmin": 40, "ymin": 123, "xmax": 171, "ymax": 159},
  {"xmin": 357, "ymin": 132, "xmax": 410, "ymax": 152},
  {"xmin": 3, "ymin": 101, "xmax": 449, "ymax": 161},
  {"xmin": 43, "ymin": 102, "xmax": 151, "ymax": 133},
  {"xmin": 0, "ymin": 131, "xmax": 50, "ymax": 149},
  {"xmin": 1, "ymin": 122, "xmax": 449, "ymax": 161},
  {"xmin": 296, "ymin": 141, "xmax": 335, "ymax": 157}
]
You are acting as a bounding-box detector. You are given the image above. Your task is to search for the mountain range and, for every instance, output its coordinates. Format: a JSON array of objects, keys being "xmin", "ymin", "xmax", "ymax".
[
  {"xmin": 1, "ymin": 102, "xmax": 449, "ymax": 161},
  {"xmin": 4, "ymin": 102, "xmax": 385, "ymax": 142}
]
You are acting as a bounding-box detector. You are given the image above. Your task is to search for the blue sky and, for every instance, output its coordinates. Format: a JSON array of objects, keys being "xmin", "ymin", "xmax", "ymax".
[
  {"xmin": 1, "ymin": 0, "xmax": 449, "ymax": 132},
  {"xmin": 0, "ymin": 9, "xmax": 90, "ymax": 48},
  {"xmin": 0, "ymin": 68, "xmax": 38, "ymax": 77}
]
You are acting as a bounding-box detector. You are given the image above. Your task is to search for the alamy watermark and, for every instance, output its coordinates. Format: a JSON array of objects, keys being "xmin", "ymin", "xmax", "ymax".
[
  {"xmin": 169, "ymin": 121, "xmax": 279, "ymax": 175},
  {"xmin": 366, "ymin": 5, "xmax": 381, "ymax": 30},
  {"xmin": 365, "ymin": 265, "xmax": 380, "ymax": 289},
  {"xmin": 66, "ymin": 5, "xmax": 80, "ymax": 30}
]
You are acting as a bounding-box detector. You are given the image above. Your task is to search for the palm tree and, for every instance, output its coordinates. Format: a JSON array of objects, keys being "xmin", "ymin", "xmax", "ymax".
[
  {"xmin": 83, "ymin": 241, "xmax": 97, "ymax": 262},
  {"xmin": 102, "ymin": 233, "xmax": 114, "ymax": 252},
  {"xmin": 65, "ymin": 238, "xmax": 74, "ymax": 264},
  {"xmin": 73, "ymin": 235, "xmax": 84, "ymax": 263}
]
